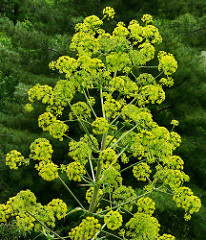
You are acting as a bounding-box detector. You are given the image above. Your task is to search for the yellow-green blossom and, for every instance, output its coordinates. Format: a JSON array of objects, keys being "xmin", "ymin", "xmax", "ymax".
[
  {"xmin": 141, "ymin": 14, "xmax": 153, "ymax": 24},
  {"xmin": 158, "ymin": 234, "xmax": 176, "ymax": 240},
  {"xmin": 104, "ymin": 210, "xmax": 123, "ymax": 230},
  {"xmin": 35, "ymin": 161, "xmax": 59, "ymax": 181},
  {"xmin": 126, "ymin": 212, "xmax": 160, "ymax": 240},
  {"xmin": 30, "ymin": 138, "xmax": 53, "ymax": 161},
  {"xmin": 69, "ymin": 217, "xmax": 101, "ymax": 240},
  {"xmin": 24, "ymin": 103, "xmax": 34, "ymax": 112},
  {"xmin": 103, "ymin": 7, "xmax": 115, "ymax": 20},
  {"xmin": 47, "ymin": 199, "xmax": 67, "ymax": 220},
  {"xmin": 158, "ymin": 51, "xmax": 178, "ymax": 75},
  {"xmin": 92, "ymin": 117, "xmax": 110, "ymax": 134},
  {"xmin": 137, "ymin": 197, "xmax": 155, "ymax": 215},
  {"xmin": 5, "ymin": 150, "xmax": 27, "ymax": 170},
  {"xmin": 65, "ymin": 162, "xmax": 86, "ymax": 182},
  {"xmin": 171, "ymin": 120, "xmax": 179, "ymax": 126},
  {"xmin": 133, "ymin": 163, "xmax": 151, "ymax": 181}
]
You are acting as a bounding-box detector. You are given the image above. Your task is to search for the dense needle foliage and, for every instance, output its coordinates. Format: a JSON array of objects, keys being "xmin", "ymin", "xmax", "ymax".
[{"xmin": 0, "ymin": 8, "xmax": 202, "ymax": 240}]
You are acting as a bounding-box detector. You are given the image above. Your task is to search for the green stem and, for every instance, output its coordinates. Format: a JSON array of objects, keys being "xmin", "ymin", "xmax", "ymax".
[
  {"xmin": 117, "ymin": 145, "xmax": 129, "ymax": 159},
  {"xmin": 109, "ymin": 124, "xmax": 137, "ymax": 149},
  {"xmin": 134, "ymin": 65, "xmax": 158, "ymax": 68},
  {"xmin": 100, "ymin": 86, "xmax": 106, "ymax": 118},
  {"xmin": 109, "ymin": 94, "xmax": 139, "ymax": 126},
  {"xmin": 58, "ymin": 176, "xmax": 85, "ymax": 210},
  {"xmin": 88, "ymin": 131, "xmax": 107, "ymax": 213},
  {"xmin": 68, "ymin": 102, "xmax": 98, "ymax": 152},
  {"xmin": 82, "ymin": 88, "xmax": 97, "ymax": 118},
  {"xmin": 89, "ymin": 156, "xmax": 95, "ymax": 181},
  {"xmin": 105, "ymin": 125, "xmax": 125, "ymax": 149},
  {"xmin": 91, "ymin": 223, "xmax": 107, "ymax": 240},
  {"xmin": 120, "ymin": 158, "xmax": 146, "ymax": 173},
  {"xmin": 101, "ymin": 230, "xmax": 123, "ymax": 240},
  {"xmin": 88, "ymin": 158, "xmax": 102, "ymax": 213},
  {"xmin": 155, "ymin": 71, "xmax": 163, "ymax": 80},
  {"xmin": 98, "ymin": 190, "xmax": 152, "ymax": 214}
]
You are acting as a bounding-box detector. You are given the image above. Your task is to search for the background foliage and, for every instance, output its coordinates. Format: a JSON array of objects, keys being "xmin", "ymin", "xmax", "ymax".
[{"xmin": 0, "ymin": 0, "xmax": 205, "ymax": 239}]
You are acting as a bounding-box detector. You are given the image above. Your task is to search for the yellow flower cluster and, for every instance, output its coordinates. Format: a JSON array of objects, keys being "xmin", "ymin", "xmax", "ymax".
[
  {"xmin": 69, "ymin": 102, "xmax": 91, "ymax": 120},
  {"xmin": 16, "ymin": 215, "xmax": 35, "ymax": 232},
  {"xmin": 158, "ymin": 234, "xmax": 176, "ymax": 240},
  {"xmin": 170, "ymin": 119, "xmax": 179, "ymax": 126},
  {"xmin": 137, "ymin": 126, "xmax": 180, "ymax": 160},
  {"xmin": 35, "ymin": 161, "xmax": 59, "ymax": 181},
  {"xmin": 130, "ymin": 139, "xmax": 145, "ymax": 159},
  {"xmin": 65, "ymin": 162, "xmax": 86, "ymax": 182},
  {"xmin": 104, "ymin": 210, "xmax": 123, "ymax": 230},
  {"xmin": 128, "ymin": 19, "xmax": 162, "ymax": 45},
  {"xmin": 107, "ymin": 51, "xmax": 130, "ymax": 72},
  {"xmin": 49, "ymin": 56, "xmax": 78, "ymax": 76},
  {"xmin": 137, "ymin": 197, "xmax": 155, "ymax": 216},
  {"xmin": 99, "ymin": 148, "xmax": 117, "ymax": 168},
  {"xmin": 38, "ymin": 112, "xmax": 56, "ymax": 131},
  {"xmin": 173, "ymin": 187, "xmax": 201, "ymax": 221},
  {"xmin": 0, "ymin": 190, "xmax": 68, "ymax": 232},
  {"xmin": 154, "ymin": 167, "xmax": 190, "ymax": 190},
  {"xmin": 69, "ymin": 217, "xmax": 101, "ymax": 240},
  {"xmin": 159, "ymin": 77, "xmax": 174, "ymax": 87},
  {"xmin": 47, "ymin": 199, "xmax": 67, "ymax": 220},
  {"xmin": 121, "ymin": 104, "xmax": 153, "ymax": 126},
  {"xmin": 124, "ymin": 78, "xmax": 139, "ymax": 96},
  {"xmin": 113, "ymin": 22, "xmax": 129, "ymax": 37},
  {"xmin": 78, "ymin": 56, "xmax": 105, "ymax": 76},
  {"xmin": 138, "ymin": 42, "xmax": 155, "ymax": 64},
  {"xmin": 28, "ymin": 84, "xmax": 53, "ymax": 103},
  {"xmin": 126, "ymin": 212, "xmax": 160, "ymax": 240},
  {"xmin": 141, "ymin": 14, "xmax": 153, "ymax": 24},
  {"xmin": 28, "ymin": 79, "xmax": 77, "ymax": 116},
  {"xmin": 38, "ymin": 112, "xmax": 68, "ymax": 141},
  {"xmin": 129, "ymin": 43, "xmax": 156, "ymax": 66},
  {"xmin": 103, "ymin": 7, "xmax": 115, "ymax": 20},
  {"xmin": 170, "ymin": 131, "xmax": 181, "ymax": 148},
  {"xmin": 5, "ymin": 150, "xmax": 27, "ymax": 170},
  {"xmin": 52, "ymin": 79, "xmax": 76, "ymax": 106},
  {"xmin": 103, "ymin": 93, "xmax": 125, "ymax": 119},
  {"xmin": 29, "ymin": 138, "xmax": 53, "ymax": 161},
  {"xmin": 92, "ymin": 117, "xmax": 110, "ymax": 134},
  {"xmin": 137, "ymin": 84, "xmax": 165, "ymax": 106},
  {"xmin": 119, "ymin": 153, "xmax": 128, "ymax": 164},
  {"xmin": 128, "ymin": 20, "xmax": 144, "ymax": 44},
  {"xmin": 24, "ymin": 103, "xmax": 34, "ymax": 112},
  {"xmin": 113, "ymin": 185, "xmax": 137, "ymax": 211},
  {"xmin": 83, "ymin": 15, "xmax": 103, "ymax": 31},
  {"xmin": 133, "ymin": 163, "xmax": 152, "ymax": 181},
  {"xmin": 143, "ymin": 25, "xmax": 162, "ymax": 44},
  {"xmin": 136, "ymin": 73, "xmax": 156, "ymax": 86},
  {"xmin": 109, "ymin": 76, "xmax": 125, "ymax": 92},
  {"xmin": 29, "ymin": 138, "xmax": 59, "ymax": 181},
  {"xmin": 69, "ymin": 140, "xmax": 92, "ymax": 165},
  {"xmin": 48, "ymin": 121, "xmax": 69, "ymax": 141},
  {"xmin": 80, "ymin": 134, "xmax": 99, "ymax": 150},
  {"xmin": 163, "ymin": 155, "xmax": 184, "ymax": 170},
  {"xmin": 158, "ymin": 51, "xmax": 178, "ymax": 75},
  {"xmin": 101, "ymin": 167, "xmax": 122, "ymax": 192}
]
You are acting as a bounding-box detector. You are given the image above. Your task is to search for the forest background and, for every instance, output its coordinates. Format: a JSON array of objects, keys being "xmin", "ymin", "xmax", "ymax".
[{"xmin": 0, "ymin": 0, "xmax": 205, "ymax": 239}]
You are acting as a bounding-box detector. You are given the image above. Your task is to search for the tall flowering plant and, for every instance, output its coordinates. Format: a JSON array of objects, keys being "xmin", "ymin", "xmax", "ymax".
[{"xmin": 2, "ymin": 7, "xmax": 201, "ymax": 240}]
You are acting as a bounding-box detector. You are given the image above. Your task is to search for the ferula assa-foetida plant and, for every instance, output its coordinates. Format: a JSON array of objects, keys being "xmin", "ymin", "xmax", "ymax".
[{"xmin": 2, "ymin": 7, "xmax": 201, "ymax": 240}]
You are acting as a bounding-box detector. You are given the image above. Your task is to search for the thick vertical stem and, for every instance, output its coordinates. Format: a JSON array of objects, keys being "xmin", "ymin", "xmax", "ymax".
[{"xmin": 88, "ymin": 132, "xmax": 107, "ymax": 212}]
